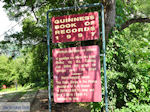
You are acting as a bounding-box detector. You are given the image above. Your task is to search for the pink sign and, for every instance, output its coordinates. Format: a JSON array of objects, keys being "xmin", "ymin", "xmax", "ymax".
[
  {"xmin": 52, "ymin": 45, "xmax": 102, "ymax": 103},
  {"xmin": 52, "ymin": 12, "xmax": 99, "ymax": 43}
]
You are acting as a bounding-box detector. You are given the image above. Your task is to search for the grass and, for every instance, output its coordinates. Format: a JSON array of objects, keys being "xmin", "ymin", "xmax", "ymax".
[
  {"xmin": 0, "ymin": 85, "xmax": 31, "ymax": 93},
  {"xmin": 0, "ymin": 84, "xmax": 48, "ymax": 93}
]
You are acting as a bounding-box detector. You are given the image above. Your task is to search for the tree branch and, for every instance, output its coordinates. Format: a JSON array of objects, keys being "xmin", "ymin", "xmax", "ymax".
[
  {"xmin": 32, "ymin": 9, "xmax": 38, "ymax": 23},
  {"xmin": 120, "ymin": 18, "xmax": 150, "ymax": 30},
  {"xmin": 35, "ymin": 1, "xmax": 48, "ymax": 9}
]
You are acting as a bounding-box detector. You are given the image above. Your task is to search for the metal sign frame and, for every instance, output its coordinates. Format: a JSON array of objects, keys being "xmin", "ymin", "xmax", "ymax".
[{"xmin": 47, "ymin": 3, "xmax": 108, "ymax": 112}]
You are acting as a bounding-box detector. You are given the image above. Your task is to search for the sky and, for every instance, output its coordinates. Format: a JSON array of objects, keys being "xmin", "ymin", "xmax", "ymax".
[{"xmin": 0, "ymin": 2, "xmax": 21, "ymax": 41}]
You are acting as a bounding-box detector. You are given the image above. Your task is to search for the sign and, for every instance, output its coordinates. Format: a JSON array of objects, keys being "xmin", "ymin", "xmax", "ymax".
[
  {"xmin": 52, "ymin": 45, "xmax": 102, "ymax": 102},
  {"xmin": 52, "ymin": 12, "xmax": 99, "ymax": 43}
]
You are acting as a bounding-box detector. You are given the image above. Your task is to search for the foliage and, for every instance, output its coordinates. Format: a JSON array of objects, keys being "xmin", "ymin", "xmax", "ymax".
[
  {"xmin": 89, "ymin": 23, "xmax": 150, "ymax": 111},
  {"xmin": 107, "ymin": 23, "xmax": 150, "ymax": 110},
  {"xmin": 0, "ymin": 44, "xmax": 48, "ymax": 88},
  {"xmin": 27, "ymin": 43, "xmax": 48, "ymax": 87},
  {"xmin": 0, "ymin": 55, "xmax": 11, "ymax": 87},
  {"xmin": 115, "ymin": 103, "xmax": 150, "ymax": 112}
]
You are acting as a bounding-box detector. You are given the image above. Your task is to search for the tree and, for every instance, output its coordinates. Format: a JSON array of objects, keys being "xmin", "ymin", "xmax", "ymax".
[{"xmin": 0, "ymin": 55, "xmax": 10, "ymax": 87}]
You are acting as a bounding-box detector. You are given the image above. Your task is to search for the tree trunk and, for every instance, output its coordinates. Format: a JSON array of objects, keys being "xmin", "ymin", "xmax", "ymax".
[{"xmin": 103, "ymin": 0, "xmax": 116, "ymax": 40}]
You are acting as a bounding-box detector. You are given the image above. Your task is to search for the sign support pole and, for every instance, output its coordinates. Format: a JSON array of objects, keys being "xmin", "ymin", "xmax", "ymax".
[
  {"xmin": 47, "ymin": 3, "xmax": 108, "ymax": 112},
  {"xmin": 101, "ymin": 5, "xmax": 109, "ymax": 112},
  {"xmin": 47, "ymin": 11, "xmax": 51, "ymax": 112}
]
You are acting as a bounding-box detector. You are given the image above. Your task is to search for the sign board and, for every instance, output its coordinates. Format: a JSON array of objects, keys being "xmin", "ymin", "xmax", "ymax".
[
  {"xmin": 52, "ymin": 12, "xmax": 99, "ymax": 43},
  {"xmin": 52, "ymin": 45, "xmax": 102, "ymax": 102}
]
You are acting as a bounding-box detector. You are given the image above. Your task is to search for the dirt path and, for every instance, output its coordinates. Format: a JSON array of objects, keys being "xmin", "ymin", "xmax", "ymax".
[
  {"xmin": 8, "ymin": 91, "xmax": 26, "ymax": 102},
  {"xmin": 0, "ymin": 90, "xmax": 91, "ymax": 112},
  {"xmin": 0, "ymin": 91, "xmax": 26, "ymax": 102},
  {"xmin": 31, "ymin": 90, "xmax": 90, "ymax": 112}
]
